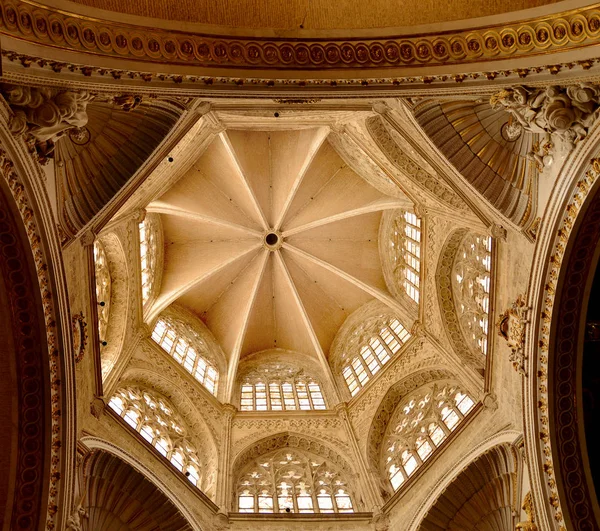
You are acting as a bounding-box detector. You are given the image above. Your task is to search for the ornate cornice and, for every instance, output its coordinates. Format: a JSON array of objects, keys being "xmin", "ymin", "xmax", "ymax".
[{"xmin": 3, "ymin": 1, "xmax": 600, "ymax": 72}]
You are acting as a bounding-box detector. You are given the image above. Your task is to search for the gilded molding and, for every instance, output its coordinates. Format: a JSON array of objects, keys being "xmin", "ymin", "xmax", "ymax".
[
  {"xmin": 534, "ymin": 157, "xmax": 600, "ymax": 531},
  {"xmin": 0, "ymin": 145, "xmax": 63, "ymax": 530},
  {"xmin": 3, "ymin": 1, "xmax": 600, "ymax": 71}
]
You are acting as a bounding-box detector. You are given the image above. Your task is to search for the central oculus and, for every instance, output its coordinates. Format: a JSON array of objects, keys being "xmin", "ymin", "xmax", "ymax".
[{"xmin": 264, "ymin": 230, "xmax": 283, "ymax": 250}]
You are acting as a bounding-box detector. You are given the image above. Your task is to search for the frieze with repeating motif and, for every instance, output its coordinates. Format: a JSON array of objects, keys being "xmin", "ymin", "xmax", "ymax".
[{"xmin": 3, "ymin": 1, "xmax": 600, "ymax": 70}]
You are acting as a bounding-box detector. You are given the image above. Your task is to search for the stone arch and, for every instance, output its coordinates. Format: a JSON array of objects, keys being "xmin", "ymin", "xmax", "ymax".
[
  {"xmin": 95, "ymin": 231, "xmax": 129, "ymax": 378},
  {"xmin": 366, "ymin": 368, "xmax": 457, "ymax": 474},
  {"xmin": 0, "ymin": 128, "xmax": 73, "ymax": 529},
  {"xmin": 366, "ymin": 368, "xmax": 473, "ymax": 500},
  {"xmin": 231, "ymin": 431, "xmax": 364, "ymax": 512},
  {"xmin": 232, "ymin": 431, "xmax": 356, "ymax": 477},
  {"xmin": 436, "ymin": 228, "xmax": 486, "ymax": 373},
  {"xmin": 117, "ymin": 368, "xmax": 220, "ymax": 499},
  {"xmin": 80, "ymin": 437, "xmax": 206, "ymax": 530},
  {"xmin": 415, "ymin": 442, "xmax": 519, "ymax": 531},
  {"xmin": 80, "ymin": 449, "xmax": 194, "ymax": 530},
  {"xmin": 526, "ymin": 150, "xmax": 600, "ymax": 530},
  {"xmin": 406, "ymin": 430, "xmax": 521, "ymax": 531}
]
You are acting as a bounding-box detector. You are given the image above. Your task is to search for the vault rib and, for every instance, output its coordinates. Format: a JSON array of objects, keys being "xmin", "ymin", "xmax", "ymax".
[
  {"xmin": 220, "ymin": 131, "xmax": 270, "ymax": 230},
  {"xmin": 282, "ymin": 198, "xmax": 408, "ymax": 237},
  {"xmin": 273, "ymin": 127, "xmax": 330, "ymax": 231},
  {"xmin": 147, "ymin": 244, "xmax": 262, "ymax": 323},
  {"xmin": 283, "ymin": 242, "xmax": 409, "ymax": 319},
  {"xmin": 147, "ymin": 203, "xmax": 262, "ymax": 237},
  {"xmin": 224, "ymin": 250, "xmax": 270, "ymax": 402},
  {"xmin": 274, "ymin": 251, "xmax": 341, "ymax": 404}
]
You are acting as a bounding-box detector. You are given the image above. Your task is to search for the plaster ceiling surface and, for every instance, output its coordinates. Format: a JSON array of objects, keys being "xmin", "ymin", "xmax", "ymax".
[
  {"xmin": 147, "ymin": 127, "xmax": 409, "ymax": 373},
  {"xmin": 64, "ymin": 0, "xmax": 560, "ymax": 30}
]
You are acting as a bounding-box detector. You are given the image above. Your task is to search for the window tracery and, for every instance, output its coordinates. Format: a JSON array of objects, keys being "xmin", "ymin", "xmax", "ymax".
[
  {"xmin": 151, "ymin": 318, "xmax": 219, "ymax": 396},
  {"xmin": 93, "ymin": 240, "xmax": 111, "ymax": 346},
  {"xmin": 108, "ymin": 386, "xmax": 206, "ymax": 490},
  {"xmin": 342, "ymin": 318, "xmax": 410, "ymax": 396},
  {"xmin": 240, "ymin": 364, "xmax": 326, "ymax": 411},
  {"xmin": 390, "ymin": 211, "xmax": 422, "ymax": 303},
  {"xmin": 139, "ymin": 217, "xmax": 157, "ymax": 305},
  {"xmin": 382, "ymin": 384, "xmax": 475, "ymax": 491},
  {"xmin": 453, "ymin": 234, "xmax": 492, "ymax": 355},
  {"xmin": 236, "ymin": 449, "xmax": 355, "ymax": 514}
]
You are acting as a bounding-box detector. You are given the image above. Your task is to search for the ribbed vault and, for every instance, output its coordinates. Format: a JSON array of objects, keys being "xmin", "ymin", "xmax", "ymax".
[
  {"xmin": 56, "ymin": 100, "xmax": 182, "ymax": 237},
  {"xmin": 418, "ymin": 444, "xmax": 517, "ymax": 531},
  {"xmin": 147, "ymin": 127, "xmax": 411, "ymax": 398},
  {"xmin": 414, "ymin": 100, "xmax": 537, "ymax": 227},
  {"xmin": 82, "ymin": 450, "xmax": 193, "ymax": 530}
]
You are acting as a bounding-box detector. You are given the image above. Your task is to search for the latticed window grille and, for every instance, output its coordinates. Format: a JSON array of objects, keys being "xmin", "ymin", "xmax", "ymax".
[
  {"xmin": 93, "ymin": 240, "xmax": 111, "ymax": 346},
  {"xmin": 383, "ymin": 384, "xmax": 475, "ymax": 491},
  {"xmin": 139, "ymin": 218, "xmax": 157, "ymax": 305},
  {"xmin": 391, "ymin": 211, "xmax": 422, "ymax": 303},
  {"xmin": 453, "ymin": 235, "xmax": 492, "ymax": 355},
  {"xmin": 108, "ymin": 386, "xmax": 206, "ymax": 490},
  {"xmin": 237, "ymin": 449, "xmax": 355, "ymax": 514},
  {"xmin": 240, "ymin": 380, "xmax": 326, "ymax": 411},
  {"xmin": 342, "ymin": 318, "xmax": 410, "ymax": 397},
  {"xmin": 152, "ymin": 318, "xmax": 219, "ymax": 396}
]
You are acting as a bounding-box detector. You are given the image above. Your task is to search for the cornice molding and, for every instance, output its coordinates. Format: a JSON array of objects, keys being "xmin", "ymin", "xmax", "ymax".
[{"xmin": 3, "ymin": 1, "xmax": 600, "ymax": 74}]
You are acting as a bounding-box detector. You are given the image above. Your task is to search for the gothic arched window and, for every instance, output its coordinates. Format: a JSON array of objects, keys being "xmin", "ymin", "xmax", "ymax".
[
  {"xmin": 383, "ymin": 384, "xmax": 475, "ymax": 491},
  {"xmin": 342, "ymin": 318, "xmax": 410, "ymax": 397},
  {"xmin": 453, "ymin": 234, "xmax": 492, "ymax": 355},
  {"xmin": 151, "ymin": 318, "xmax": 219, "ymax": 396},
  {"xmin": 94, "ymin": 240, "xmax": 111, "ymax": 346},
  {"xmin": 237, "ymin": 449, "xmax": 355, "ymax": 514},
  {"xmin": 108, "ymin": 386, "xmax": 206, "ymax": 490},
  {"xmin": 390, "ymin": 211, "xmax": 422, "ymax": 303},
  {"xmin": 240, "ymin": 364, "xmax": 326, "ymax": 411},
  {"xmin": 139, "ymin": 218, "xmax": 157, "ymax": 305}
]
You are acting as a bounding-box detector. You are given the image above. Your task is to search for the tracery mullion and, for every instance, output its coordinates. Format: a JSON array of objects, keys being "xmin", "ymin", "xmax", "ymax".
[
  {"xmin": 387, "ymin": 325, "xmax": 405, "ymax": 347},
  {"xmin": 377, "ymin": 334, "xmax": 395, "ymax": 361}
]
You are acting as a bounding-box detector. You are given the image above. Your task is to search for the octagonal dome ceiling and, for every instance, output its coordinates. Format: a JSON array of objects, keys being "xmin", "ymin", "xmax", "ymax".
[{"xmin": 146, "ymin": 127, "xmax": 412, "ymax": 383}]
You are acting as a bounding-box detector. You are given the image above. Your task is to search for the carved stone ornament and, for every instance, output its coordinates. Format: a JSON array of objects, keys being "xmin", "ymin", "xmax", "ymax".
[
  {"xmin": 72, "ymin": 312, "xmax": 88, "ymax": 364},
  {"xmin": 372, "ymin": 512, "xmax": 391, "ymax": 531},
  {"xmin": 516, "ymin": 492, "xmax": 538, "ymax": 531},
  {"xmin": 90, "ymin": 396, "xmax": 106, "ymax": 419},
  {"xmin": 497, "ymin": 294, "xmax": 530, "ymax": 375},
  {"xmin": 491, "ymin": 84, "xmax": 600, "ymax": 168},
  {"xmin": 0, "ymin": 84, "xmax": 94, "ymax": 164},
  {"xmin": 65, "ymin": 504, "xmax": 88, "ymax": 531},
  {"xmin": 112, "ymin": 94, "xmax": 143, "ymax": 112}
]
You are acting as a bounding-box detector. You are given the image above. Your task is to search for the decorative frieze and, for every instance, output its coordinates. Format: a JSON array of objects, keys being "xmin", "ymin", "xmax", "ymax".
[{"xmin": 3, "ymin": 0, "xmax": 600, "ymax": 72}]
